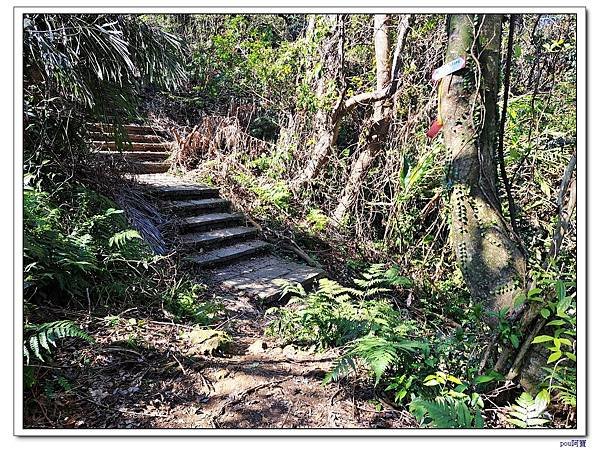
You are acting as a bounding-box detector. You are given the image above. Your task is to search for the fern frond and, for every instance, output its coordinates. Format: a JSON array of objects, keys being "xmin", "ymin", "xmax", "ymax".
[
  {"xmin": 108, "ymin": 229, "xmax": 141, "ymax": 249},
  {"xmin": 323, "ymin": 354, "xmax": 356, "ymax": 384},
  {"xmin": 353, "ymin": 264, "xmax": 412, "ymax": 299},
  {"xmin": 363, "ymin": 287, "xmax": 392, "ymax": 298},
  {"xmin": 274, "ymin": 280, "xmax": 307, "ymax": 298},
  {"xmin": 316, "ymin": 278, "xmax": 361, "ymax": 300},
  {"xmin": 507, "ymin": 390, "xmax": 550, "ymax": 428},
  {"xmin": 409, "ymin": 397, "xmax": 483, "ymax": 428},
  {"xmin": 326, "ymin": 335, "xmax": 426, "ymax": 386},
  {"xmin": 24, "ymin": 320, "xmax": 93, "ymax": 364},
  {"xmin": 352, "ymin": 336, "xmax": 398, "ymax": 384}
]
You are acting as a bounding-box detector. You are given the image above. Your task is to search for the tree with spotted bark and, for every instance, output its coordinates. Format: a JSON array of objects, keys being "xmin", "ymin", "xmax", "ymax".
[{"xmin": 440, "ymin": 14, "xmax": 526, "ymax": 323}]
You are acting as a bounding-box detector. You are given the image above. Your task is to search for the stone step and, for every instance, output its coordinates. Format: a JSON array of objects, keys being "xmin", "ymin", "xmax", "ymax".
[
  {"xmin": 180, "ymin": 212, "xmax": 244, "ymax": 233},
  {"xmin": 127, "ymin": 161, "xmax": 171, "ymax": 174},
  {"xmin": 188, "ymin": 240, "xmax": 271, "ymax": 268},
  {"xmin": 143, "ymin": 184, "xmax": 220, "ymax": 200},
  {"xmin": 210, "ymin": 255, "xmax": 325, "ymax": 302},
  {"xmin": 89, "ymin": 123, "xmax": 159, "ymax": 134},
  {"xmin": 163, "ymin": 198, "xmax": 231, "ymax": 215},
  {"xmin": 180, "ymin": 226, "xmax": 259, "ymax": 249},
  {"xmin": 89, "ymin": 132, "xmax": 165, "ymax": 143},
  {"xmin": 97, "ymin": 151, "xmax": 171, "ymax": 162},
  {"xmin": 91, "ymin": 141, "xmax": 173, "ymax": 152}
]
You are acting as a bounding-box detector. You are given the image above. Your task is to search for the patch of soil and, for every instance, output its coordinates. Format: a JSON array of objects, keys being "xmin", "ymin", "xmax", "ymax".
[{"xmin": 23, "ymin": 292, "xmax": 418, "ymax": 429}]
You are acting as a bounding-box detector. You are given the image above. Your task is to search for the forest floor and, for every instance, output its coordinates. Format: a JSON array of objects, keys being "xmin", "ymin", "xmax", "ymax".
[{"xmin": 24, "ymin": 285, "xmax": 419, "ymax": 429}]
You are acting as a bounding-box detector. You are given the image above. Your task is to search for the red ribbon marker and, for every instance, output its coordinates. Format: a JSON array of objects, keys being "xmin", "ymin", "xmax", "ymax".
[{"xmin": 426, "ymin": 117, "xmax": 443, "ymax": 139}]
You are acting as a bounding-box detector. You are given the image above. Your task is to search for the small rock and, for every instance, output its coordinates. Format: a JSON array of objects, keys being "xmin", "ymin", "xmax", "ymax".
[
  {"xmin": 184, "ymin": 328, "xmax": 232, "ymax": 356},
  {"xmin": 282, "ymin": 345, "xmax": 297, "ymax": 357},
  {"xmin": 270, "ymin": 347, "xmax": 283, "ymax": 356},
  {"xmin": 247, "ymin": 339, "xmax": 268, "ymax": 354}
]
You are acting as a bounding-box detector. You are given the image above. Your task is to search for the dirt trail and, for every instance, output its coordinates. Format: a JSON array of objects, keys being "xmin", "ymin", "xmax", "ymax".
[{"xmin": 25, "ymin": 291, "xmax": 417, "ymax": 429}]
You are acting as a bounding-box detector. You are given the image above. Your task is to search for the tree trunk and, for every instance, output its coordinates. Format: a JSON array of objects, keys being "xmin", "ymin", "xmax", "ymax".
[
  {"xmin": 332, "ymin": 15, "xmax": 411, "ymax": 224},
  {"xmin": 441, "ymin": 14, "xmax": 526, "ymax": 322},
  {"xmin": 332, "ymin": 15, "xmax": 392, "ymax": 224},
  {"xmin": 292, "ymin": 15, "xmax": 345, "ymax": 189}
]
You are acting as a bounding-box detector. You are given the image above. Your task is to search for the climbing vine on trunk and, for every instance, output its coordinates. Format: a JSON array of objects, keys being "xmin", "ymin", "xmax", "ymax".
[{"xmin": 293, "ymin": 14, "xmax": 346, "ymax": 189}]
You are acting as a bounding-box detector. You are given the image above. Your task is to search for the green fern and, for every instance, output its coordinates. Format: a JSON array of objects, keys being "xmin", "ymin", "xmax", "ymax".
[
  {"xmin": 323, "ymin": 353, "xmax": 357, "ymax": 384},
  {"xmin": 274, "ymin": 280, "xmax": 307, "ymax": 298},
  {"xmin": 409, "ymin": 397, "xmax": 484, "ymax": 428},
  {"xmin": 108, "ymin": 229, "xmax": 142, "ymax": 249},
  {"xmin": 506, "ymin": 390, "xmax": 550, "ymax": 428},
  {"xmin": 325, "ymin": 335, "xmax": 427, "ymax": 385},
  {"xmin": 353, "ymin": 264, "xmax": 412, "ymax": 299},
  {"xmin": 267, "ymin": 266, "xmax": 420, "ymax": 372},
  {"xmin": 24, "ymin": 320, "xmax": 93, "ymax": 364},
  {"xmin": 315, "ymin": 278, "xmax": 361, "ymax": 302}
]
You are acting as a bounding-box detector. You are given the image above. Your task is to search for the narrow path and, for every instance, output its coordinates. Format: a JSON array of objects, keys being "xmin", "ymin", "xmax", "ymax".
[
  {"xmin": 34, "ymin": 292, "xmax": 415, "ymax": 429},
  {"xmin": 164, "ymin": 293, "xmax": 411, "ymax": 429},
  {"xmin": 37, "ymin": 123, "xmax": 419, "ymax": 429}
]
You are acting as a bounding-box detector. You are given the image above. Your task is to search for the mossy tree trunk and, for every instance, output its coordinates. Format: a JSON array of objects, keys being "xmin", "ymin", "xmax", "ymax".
[{"xmin": 441, "ymin": 14, "xmax": 526, "ymax": 323}]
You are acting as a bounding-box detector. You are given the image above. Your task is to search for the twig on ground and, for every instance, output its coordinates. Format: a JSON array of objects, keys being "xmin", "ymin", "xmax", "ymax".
[{"xmin": 170, "ymin": 352, "xmax": 187, "ymax": 375}]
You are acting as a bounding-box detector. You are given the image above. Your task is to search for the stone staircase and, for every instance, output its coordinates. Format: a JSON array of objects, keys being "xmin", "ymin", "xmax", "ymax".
[
  {"xmin": 88, "ymin": 123, "xmax": 173, "ymax": 174},
  {"xmin": 90, "ymin": 123, "xmax": 324, "ymax": 301}
]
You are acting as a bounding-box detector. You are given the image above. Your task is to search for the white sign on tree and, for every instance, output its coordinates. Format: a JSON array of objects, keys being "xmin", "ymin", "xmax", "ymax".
[{"xmin": 432, "ymin": 56, "xmax": 466, "ymax": 81}]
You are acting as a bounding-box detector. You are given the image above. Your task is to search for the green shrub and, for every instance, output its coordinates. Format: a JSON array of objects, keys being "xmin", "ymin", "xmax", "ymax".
[
  {"xmin": 267, "ymin": 264, "xmax": 428, "ymax": 386},
  {"xmin": 165, "ymin": 282, "xmax": 224, "ymax": 325},
  {"xmin": 24, "ymin": 185, "xmax": 158, "ymax": 304},
  {"xmin": 409, "ymin": 371, "xmax": 486, "ymax": 428}
]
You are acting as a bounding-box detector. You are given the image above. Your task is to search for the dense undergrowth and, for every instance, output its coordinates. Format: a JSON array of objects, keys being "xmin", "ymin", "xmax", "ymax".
[{"xmin": 266, "ymin": 263, "xmax": 575, "ymax": 428}]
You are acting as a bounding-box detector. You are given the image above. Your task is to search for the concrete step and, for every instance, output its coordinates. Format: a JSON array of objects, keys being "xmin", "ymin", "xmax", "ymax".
[
  {"xmin": 91, "ymin": 141, "xmax": 173, "ymax": 152},
  {"xmin": 89, "ymin": 123, "xmax": 159, "ymax": 135},
  {"xmin": 180, "ymin": 212, "xmax": 244, "ymax": 233},
  {"xmin": 188, "ymin": 240, "xmax": 270, "ymax": 268},
  {"xmin": 89, "ymin": 132, "xmax": 165, "ymax": 143},
  {"xmin": 210, "ymin": 255, "xmax": 325, "ymax": 302},
  {"xmin": 97, "ymin": 151, "xmax": 171, "ymax": 162},
  {"xmin": 180, "ymin": 226, "xmax": 259, "ymax": 249},
  {"xmin": 143, "ymin": 184, "xmax": 220, "ymax": 200},
  {"xmin": 127, "ymin": 161, "xmax": 171, "ymax": 174},
  {"xmin": 163, "ymin": 198, "xmax": 230, "ymax": 215}
]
